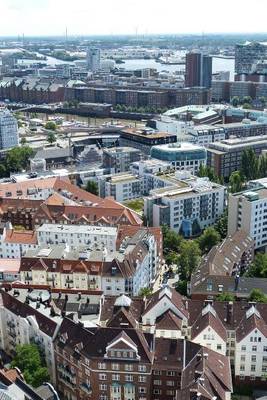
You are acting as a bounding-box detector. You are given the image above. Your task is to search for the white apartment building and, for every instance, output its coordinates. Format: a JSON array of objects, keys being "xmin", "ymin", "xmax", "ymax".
[
  {"xmin": 98, "ymin": 173, "xmax": 143, "ymax": 202},
  {"xmin": 155, "ymin": 115, "xmax": 190, "ymax": 139},
  {"xmin": 130, "ymin": 158, "xmax": 171, "ymax": 195},
  {"xmin": 228, "ymin": 187, "xmax": 267, "ymax": 250},
  {"xmin": 235, "ymin": 306, "xmax": 267, "ymax": 383},
  {"xmin": 0, "ymin": 108, "xmax": 18, "ymax": 149},
  {"xmin": 0, "ymin": 223, "xmax": 38, "ymax": 259},
  {"xmin": 187, "ymin": 124, "xmax": 226, "ymax": 145},
  {"xmin": 145, "ymin": 175, "xmax": 226, "ymax": 236},
  {"xmin": 37, "ymin": 224, "xmax": 117, "ymax": 253},
  {"xmin": 0, "ymin": 291, "xmax": 60, "ymax": 384}
]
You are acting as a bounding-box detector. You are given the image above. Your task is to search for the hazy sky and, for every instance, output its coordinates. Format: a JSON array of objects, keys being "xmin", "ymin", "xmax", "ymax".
[{"xmin": 0, "ymin": 0, "xmax": 267, "ymax": 37}]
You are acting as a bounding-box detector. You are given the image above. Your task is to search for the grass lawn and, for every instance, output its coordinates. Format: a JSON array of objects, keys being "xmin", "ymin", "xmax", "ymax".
[{"xmin": 124, "ymin": 198, "xmax": 144, "ymax": 214}]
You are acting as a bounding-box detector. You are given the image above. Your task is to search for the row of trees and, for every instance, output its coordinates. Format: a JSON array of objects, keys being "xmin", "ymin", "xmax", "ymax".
[
  {"xmin": 216, "ymin": 288, "xmax": 267, "ymax": 303},
  {"xmin": 162, "ymin": 224, "xmax": 224, "ymax": 296},
  {"xmin": 231, "ymin": 95, "xmax": 266, "ymax": 108},
  {"xmin": 198, "ymin": 164, "xmax": 223, "ymax": 184}
]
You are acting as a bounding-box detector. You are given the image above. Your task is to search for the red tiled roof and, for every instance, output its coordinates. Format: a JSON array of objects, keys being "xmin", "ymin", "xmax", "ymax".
[{"xmin": 5, "ymin": 229, "xmax": 37, "ymax": 245}]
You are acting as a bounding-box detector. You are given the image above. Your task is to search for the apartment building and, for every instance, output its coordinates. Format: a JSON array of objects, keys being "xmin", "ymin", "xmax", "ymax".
[
  {"xmin": 144, "ymin": 175, "xmax": 226, "ymax": 236},
  {"xmin": 190, "ymin": 230, "xmax": 254, "ymax": 298},
  {"xmin": 187, "ymin": 124, "xmax": 226, "ymax": 145},
  {"xmin": 103, "ymin": 147, "xmax": 143, "ymax": 173},
  {"xmin": 37, "ymin": 224, "xmax": 117, "ymax": 253},
  {"xmin": 20, "ymin": 225, "xmax": 162, "ymax": 296},
  {"xmin": 98, "ymin": 173, "xmax": 143, "ymax": 202},
  {"xmin": 0, "ymin": 108, "xmax": 18, "ymax": 150},
  {"xmin": 207, "ymin": 135, "xmax": 267, "ymax": 179},
  {"xmin": 54, "ymin": 295, "xmax": 232, "ymax": 400},
  {"xmin": 150, "ymin": 142, "xmax": 207, "ymax": 175},
  {"xmin": 0, "ymin": 176, "xmax": 142, "ymax": 229},
  {"xmin": 0, "ymin": 222, "xmax": 38, "ymax": 259},
  {"xmin": 119, "ymin": 128, "xmax": 177, "ymax": 155},
  {"xmin": 130, "ymin": 159, "xmax": 171, "ymax": 195},
  {"xmin": 228, "ymin": 186, "xmax": 267, "ymax": 250}
]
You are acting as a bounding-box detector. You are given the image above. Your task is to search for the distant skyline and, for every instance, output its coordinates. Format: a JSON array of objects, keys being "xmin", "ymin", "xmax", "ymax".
[{"xmin": 0, "ymin": 0, "xmax": 267, "ymax": 37}]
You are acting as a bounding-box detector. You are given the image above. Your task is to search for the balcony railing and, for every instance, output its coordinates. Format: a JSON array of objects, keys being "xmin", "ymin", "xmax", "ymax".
[{"xmin": 80, "ymin": 382, "xmax": 92, "ymax": 395}]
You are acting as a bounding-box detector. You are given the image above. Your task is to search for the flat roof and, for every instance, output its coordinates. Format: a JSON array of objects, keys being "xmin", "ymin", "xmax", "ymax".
[{"xmin": 37, "ymin": 224, "xmax": 117, "ymax": 236}]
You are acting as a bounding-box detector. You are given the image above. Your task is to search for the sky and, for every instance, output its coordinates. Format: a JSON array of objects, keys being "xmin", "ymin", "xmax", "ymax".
[{"xmin": 0, "ymin": 0, "xmax": 266, "ymax": 37}]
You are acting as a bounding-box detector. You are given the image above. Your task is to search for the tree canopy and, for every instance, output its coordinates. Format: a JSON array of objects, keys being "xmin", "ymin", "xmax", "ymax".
[
  {"xmin": 229, "ymin": 171, "xmax": 244, "ymax": 193},
  {"xmin": 11, "ymin": 344, "xmax": 49, "ymax": 388},
  {"xmin": 216, "ymin": 292, "xmax": 235, "ymax": 301},
  {"xmin": 47, "ymin": 132, "xmax": 56, "ymax": 144},
  {"xmin": 161, "ymin": 225, "xmax": 182, "ymax": 255},
  {"xmin": 241, "ymin": 148, "xmax": 259, "ymax": 181},
  {"xmin": 6, "ymin": 146, "xmax": 34, "ymax": 173},
  {"xmin": 179, "ymin": 239, "xmax": 201, "ymax": 281},
  {"xmin": 249, "ymin": 288, "xmax": 267, "ymax": 303},
  {"xmin": 245, "ymin": 253, "xmax": 267, "ymax": 278},
  {"xmin": 45, "ymin": 121, "xmax": 57, "ymax": 131},
  {"xmin": 198, "ymin": 227, "xmax": 221, "ymax": 254},
  {"xmin": 85, "ymin": 180, "xmax": 99, "ymax": 196}
]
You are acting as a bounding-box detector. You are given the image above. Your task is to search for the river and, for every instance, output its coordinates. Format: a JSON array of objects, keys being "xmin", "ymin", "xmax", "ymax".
[{"xmin": 17, "ymin": 51, "xmax": 235, "ymax": 80}]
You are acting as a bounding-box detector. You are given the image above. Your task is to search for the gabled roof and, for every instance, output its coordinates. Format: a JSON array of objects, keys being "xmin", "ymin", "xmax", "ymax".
[
  {"xmin": 107, "ymin": 307, "xmax": 137, "ymax": 329},
  {"xmin": 155, "ymin": 310, "xmax": 183, "ymax": 331},
  {"xmin": 236, "ymin": 306, "xmax": 267, "ymax": 342},
  {"xmin": 191, "ymin": 309, "xmax": 227, "ymax": 341},
  {"xmin": 144, "ymin": 286, "xmax": 188, "ymax": 319}
]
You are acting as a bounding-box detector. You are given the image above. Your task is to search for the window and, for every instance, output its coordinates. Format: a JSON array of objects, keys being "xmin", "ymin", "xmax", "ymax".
[
  {"xmin": 98, "ymin": 363, "xmax": 106, "ymax": 370},
  {"xmin": 125, "ymin": 364, "xmax": 133, "ymax": 371},
  {"xmin": 166, "ymin": 381, "xmax": 175, "ymax": 386},
  {"xmin": 100, "ymin": 384, "xmax": 107, "ymax": 390},
  {"xmin": 153, "ymin": 380, "xmax": 162, "ymax": 385},
  {"xmin": 99, "ymin": 374, "xmax": 107, "ymax": 380},
  {"xmin": 241, "ymin": 345, "xmax": 246, "ymax": 351},
  {"xmin": 139, "ymin": 387, "xmax": 146, "ymax": 394},
  {"xmin": 166, "ymin": 371, "xmax": 176, "ymax": 376},
  {"xmin": 153, "ymin": 389, "xmax": 162, "ymax": 395},
  {"xmin": 139, "ymin": 376, "xmax": 146, "ymax": 383},
  {"xmin": 252, "ymin": 345, "xmax": 257, "ymax": 352},
  {"xmin": 263, "ymin": 356, "xmax": 267, "ymax": 363},
  {"xmin": 264, "ymin": 346, "xmax": 267, "ymax": 352},
  {"xmin": 112, "ymin": 374, "xmax": 120, "ymax": 381},
  {"xmin": 138, "ymin": 365, "xmax": 146, "ymax": 372},
  {"xmin": 112, "ymin": 364, "xmax": 119, "ymax": 371},
  {"xmin": 240, "ymin": 365, "xmax": 245, "ymax": 371},
  {"xmin": 153, "ymin": 370, "xmax": 162, "ymax": 375},
  {"xmin": 251, "ymin": 365, "xmax": 256, "ymax": 372},
  {"xmin": 217, "ymin": 344, "xmax": 222, "ymax": 351},
  {"xmin": 240, "ymin": 356, "xmax": 246, "ymax": 362},
  {"xmin": 125, "ymin": 375, "xmax": 133, "ymax": 382}
]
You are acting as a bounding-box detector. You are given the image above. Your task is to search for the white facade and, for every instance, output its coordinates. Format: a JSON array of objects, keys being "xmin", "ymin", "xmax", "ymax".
[
  {"xmin": 145, "ymin": 177, "xmax": 226, "ymax": 236},
  {"xmin": 0, "ymin": 302, "xmax": 58, "ymax": 384},
  {"xmin": 235, "ymin": 307, "xmax": 267, "ymax": 381},
  {"xmin": 0, "ymin": 108, "xmax": 18, "ymax": 149},
  {"xmin": 155, "ymin": 116, "xmax": 190, "ymax": 139},
  {"xmin": 37, "ymin": 224, "xmax": 117, "ymax": 252},
  {"xmin": 228, "ymin": 188, "xmax": 267, "ymax": 250},
  {"xmin": 187, "ymin": 125, "xmax": 226, "ymax": 145},
  {"xmin": 99, "ymin": 173, "xmax": 143, "ymax": 202},
  {"xmin": 0, "ymin": 227, "xmax": 37, "ymax": 259}
]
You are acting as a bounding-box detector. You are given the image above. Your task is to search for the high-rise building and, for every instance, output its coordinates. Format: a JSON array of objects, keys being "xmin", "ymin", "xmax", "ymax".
[
  {"xmin": 0, "ymin": 107, "xmax": 18, "ymax": 149},
  {"xmin": 235, "ymin": 42, "xmax": 267, "ymax": 75},
  {"xmin": 185, "ymin": 52, "xmax": 212, "ymax": 88},
  {"xmin": 86, "ymin": 47, "xmax": 101, "ymax": 72}
]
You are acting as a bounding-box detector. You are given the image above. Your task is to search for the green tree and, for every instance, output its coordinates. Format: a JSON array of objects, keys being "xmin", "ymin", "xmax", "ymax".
[
  {"xmin": 249, "ymin": 288, "xmax": 267, "ymax": 303},
  {"xmin": 179, "ymin": 239, "xmax": 201, "ymax": 280},
  {"xmin": 245, "ymin": 253, "xmax": 267, "ymax": 278},
  {"xmin": 259, "ymin": 96, "xmax": 266, "ymax": 107},
  {"xmin": 229, "ymin": 171, "xmax": 244, "ymax": 193},
  {"xmin": 175, "ymin": 280, "xmax": 188, "ymax": 296},
  {"xmin": 214, "ymin": 210, "xmax": 228, "ymax": 239},
  {"xmin": 6, "ymin": 146, "xmax": 34, "ymax": 172},
  {"xmin": 85, "ymin": 180, "xmax": 99, "ymax": 196},
  {"xmin": 161, "ymin": 225, "xmax": 182, "ymax": 255},
  {"xmin": 216, "ymin": 292, "xmax": 235, "ymax": 301},
  {"xmin": 231, "ymin": 96, "xmax": 240, "ymax": 107},
  {"xmin": 45, "ymin": 121, "xmax": 57, "ymax": 131},
  {"xmin": 243, "ymin": 96, "xmax": 252, "ymax": 104},
  {"xmin": 259, "ymin": 155, "xmax": 267, "ymax": 178},
  {"xmin": 241, "ymin": 148, "xmax": 259, "ymax": 180},
  {"xmin": 198, "ymin": 227, "xmax": 221, "ymax": 254},
  {"xmin": 11, "ymin": 344, "xmax": 49, "ymax": 388},
  {"xmin": 139, "ymin": 287, "xmax": 153, "ymax": 297},
  {"xmin": 20, "ymin": 137, "xmax": 27, "ymax": 145},
  {"xmin": 165, "ymin": 251, "xmax": 179, "ymax": 266},
  {"xmin": 197, "ymin": 164, "xmax": 221, "ymax": 184},
  {"xmin": 47, "ymin": 132, "xmax": 56, "ymax": 144},
  {"xmin": 242, "ymin": 102, "xmax": 252, "ymax": 109}
]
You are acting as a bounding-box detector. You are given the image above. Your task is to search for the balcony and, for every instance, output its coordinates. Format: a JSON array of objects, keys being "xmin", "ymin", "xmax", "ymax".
[
  {"xmin": 58, "ymin": 364, "xmax": 76, "ymax": 379},
  {"xmin": 58, "ymin": 373, "xmax": 76, "ymax": 391},
  {"xmin": 80, "ymin": 382, "xmax": 92, "ymax": 395}
]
